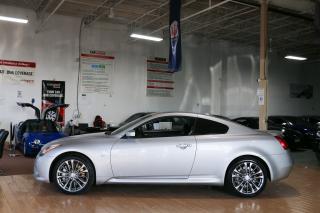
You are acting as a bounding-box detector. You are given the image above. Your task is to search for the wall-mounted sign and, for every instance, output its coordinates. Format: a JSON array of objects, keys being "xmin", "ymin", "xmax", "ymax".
[
  {"xmin": 42, "ymin": 80, "xmax": 66, "ymax": 125},
  {"xmin": 80, "ymin": 50, "xmax": 114, "ymax": 94},
  {"xmin": 257, "ymin": 88, "xmax": 265, "ymax": 106},
  {"xmin": 147, "ymin": 57, "xmax": 174, "ymax": 97},
  {"xmin": 0, "ymin": 59, "xmax": 35, "ymax": 84},
  {"xmin": 290, "ymin": 84, "xmax": 313, "ymax": 99}
]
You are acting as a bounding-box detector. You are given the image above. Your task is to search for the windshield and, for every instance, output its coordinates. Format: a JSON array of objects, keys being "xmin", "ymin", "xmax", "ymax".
[
  {"xmin": 26, "ymin": 120, "xmax": 58, "ymax": 133},
  {"xmin": 111, "ymin": 114, "xmax": 154, "ymax": 135}
]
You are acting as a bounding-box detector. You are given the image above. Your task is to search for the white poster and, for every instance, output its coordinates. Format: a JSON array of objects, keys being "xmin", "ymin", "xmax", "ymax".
[
  {"xmin": 147, "ymin": 57, "xmax": 174, "ymax": 97},
  {"xmin": 0, "ymin": 59, "xmax": 36, "ymax": 84},
  {"xmin": 80, "ymin": 50, "xmax": 114, "ymax": 94}
]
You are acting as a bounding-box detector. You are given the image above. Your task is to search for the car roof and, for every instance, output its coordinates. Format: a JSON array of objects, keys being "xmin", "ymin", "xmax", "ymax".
[{"xmin": 114, "ymin": 112, "xmax": 256, "ymax": 136}]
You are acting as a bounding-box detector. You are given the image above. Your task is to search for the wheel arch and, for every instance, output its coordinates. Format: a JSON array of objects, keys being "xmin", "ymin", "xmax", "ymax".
[
  {"xmin": 224, "ymin": 155, "xmax": 272, "ymax": 183},
  {"xmin": 49, "ymin": 151, "xmax": 96, "ymax": 184}
]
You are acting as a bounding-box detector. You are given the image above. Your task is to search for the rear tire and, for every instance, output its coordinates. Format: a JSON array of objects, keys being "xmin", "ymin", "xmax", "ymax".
[
  {"xmin": 52, "ymin": 155, "xmax": 95, "ymax": 194},
  {"xmin": 225, "ymin": 157, "xmax": 267, "ymax": 197}
]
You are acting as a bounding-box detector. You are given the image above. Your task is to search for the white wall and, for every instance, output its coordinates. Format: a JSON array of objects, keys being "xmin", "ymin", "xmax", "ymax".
[{"xmin": 0, "ymin": 4, "xmax": 319, "ymax": 132}]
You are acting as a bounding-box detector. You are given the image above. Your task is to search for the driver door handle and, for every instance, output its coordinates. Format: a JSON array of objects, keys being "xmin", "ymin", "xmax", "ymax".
[{"xmin": 176, "ymin": 143, "xmax": 192, "ymax": 150}]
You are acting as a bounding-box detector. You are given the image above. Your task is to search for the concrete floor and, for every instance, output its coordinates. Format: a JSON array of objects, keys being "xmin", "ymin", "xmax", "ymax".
[{"xmin": 0, "ymin": 150, "xmax": 319, "ymax": 212}]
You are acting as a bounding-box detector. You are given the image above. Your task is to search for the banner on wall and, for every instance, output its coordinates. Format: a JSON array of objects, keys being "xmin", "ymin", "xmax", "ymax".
[
  {"xmin": 80, "ymin": 50, "xmax": 115, "ymax": 94},
  {"xmin": 42, "ymin": 80, "xmax": 66, "ymax": 125},
  {"xmin": 168, "ymin": 0, "xmax": 182, "ymax": 72},
  {"xmin": 0, "ymin": 59, "xmax": 35, "ymax": 84},
  {"xmin": 147, "ymin": 57, "xmax": 174, "ymax": 97}
]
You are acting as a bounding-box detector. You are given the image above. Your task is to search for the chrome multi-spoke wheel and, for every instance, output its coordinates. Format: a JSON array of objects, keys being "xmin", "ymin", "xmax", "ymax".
[
  {"xmin": 226, "ymin": 158, "xmax": 267, "ymax": 197},
  {"xmin": 231, "ymin": 161, "xmax": 264, "ymax": 195},
  {"xmin": 53, "ymin": 156, "xmax": 94, "ymax": 194}
]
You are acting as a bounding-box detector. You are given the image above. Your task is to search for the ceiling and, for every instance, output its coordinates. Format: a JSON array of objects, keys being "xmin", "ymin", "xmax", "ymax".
[{"xmin": 1, "ymin": 0, "xmax": 319, "ymax": 61}]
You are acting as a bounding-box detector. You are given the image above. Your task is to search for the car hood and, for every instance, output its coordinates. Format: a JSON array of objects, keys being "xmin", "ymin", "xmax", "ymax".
[
  {"xmin": 46, "ymin": 132, "xmax": 118, "ymax": 147},
  {"xmin": 25, "ymin": 132, "xmax": 65, "ymax": 143}
]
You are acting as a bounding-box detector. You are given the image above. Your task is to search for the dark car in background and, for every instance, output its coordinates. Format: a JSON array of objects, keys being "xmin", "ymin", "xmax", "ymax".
[
  {"xmin": 233, "ymin": 116, "xmax": 303, "ymax": 149},
  {"xmin": 302, "ymin": 116, "xmax": 320, "ymax": 128},
  {"xmin": 269, "ymin": 116, "xmax": 319, "ymax": 149}
]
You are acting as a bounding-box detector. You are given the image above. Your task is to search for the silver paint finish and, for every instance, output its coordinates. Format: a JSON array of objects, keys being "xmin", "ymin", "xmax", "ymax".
[{"xmin": 34, "ymin": 112, "xmax": 293, "ymax": 187}]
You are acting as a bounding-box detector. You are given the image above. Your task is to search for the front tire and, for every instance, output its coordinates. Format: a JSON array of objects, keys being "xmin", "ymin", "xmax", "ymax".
[
  {"xmin": 52, "ymin": 155, "xmax": 95, "ymax": 194},
  {"xmin": 23, "ymin": 141, "xmax": 28, "ymax": 156},
  {"xmin": 225, "ymin": 157, "xmax": 267, "ymax": 197}
]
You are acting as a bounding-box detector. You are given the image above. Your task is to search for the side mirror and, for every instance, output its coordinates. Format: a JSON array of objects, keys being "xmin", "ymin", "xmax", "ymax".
[{"xmin": 125, "ymin": 130, "xmax": 135, "ymax": 138}]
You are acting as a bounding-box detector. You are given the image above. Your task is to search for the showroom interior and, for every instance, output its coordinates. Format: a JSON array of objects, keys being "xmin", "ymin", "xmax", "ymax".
[{"xmin": 0, "ymin": 0, "xmax": 319, "ymax": 212}]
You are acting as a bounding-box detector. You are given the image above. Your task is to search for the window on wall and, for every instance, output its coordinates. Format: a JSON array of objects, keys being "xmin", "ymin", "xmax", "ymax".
[
  {"xmin": 193, "ymin": 118, "xmax": 229, "ymax": 135},
  {"xmin": 134, "ymin": 116, "xmax": 196, "ymax": 138}
]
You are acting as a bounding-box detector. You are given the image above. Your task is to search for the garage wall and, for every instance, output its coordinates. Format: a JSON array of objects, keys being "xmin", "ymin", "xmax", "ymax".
[
  {"xmin": 301, "ymin": 62, "xmax": 320, "ymax": 115},
  {"xmin": 0, "ymin": 4, "xmax": 319, "ymax": 131},
  {"xmin": 268, "ymin": 56, "xmax": 319, "ymax": 116}
]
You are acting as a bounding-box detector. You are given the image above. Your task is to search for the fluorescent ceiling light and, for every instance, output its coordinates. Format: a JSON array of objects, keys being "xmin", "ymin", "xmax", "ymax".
[
  {"xmin": 130, "ymin": 33, "xmax": 163, "ymax": 42},
  {"xmin": 284, "ymin": 55, "xmax": 307, "ymax": 61},
  {"xmin": 0, "ymin": 15, "xmax": 28, "ymax": 24}
]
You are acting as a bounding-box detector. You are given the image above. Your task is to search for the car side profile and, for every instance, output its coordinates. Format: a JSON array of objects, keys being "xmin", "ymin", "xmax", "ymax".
[{"xmin": 34, "ymin": 112, "xmax": 293, "ymax": 197}]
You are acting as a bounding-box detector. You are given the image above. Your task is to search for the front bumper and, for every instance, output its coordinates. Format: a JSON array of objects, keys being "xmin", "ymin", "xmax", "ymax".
[{"xmin": 33, "ymin": 153, "xmax": 55, "ymax": 183}]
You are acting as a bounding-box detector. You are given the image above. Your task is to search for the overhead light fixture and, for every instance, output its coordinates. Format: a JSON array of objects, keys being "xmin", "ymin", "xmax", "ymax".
[
  {"xmin": 284, "ymin": 55, "xmax": 307, "ymax": 61},
  {"xmin": 130, "ymin": 33, "xmax": 163, "ymax": 42},
  {"xmin": 0, "ymin": 15, "xmax": 28, "ymax": 24}
]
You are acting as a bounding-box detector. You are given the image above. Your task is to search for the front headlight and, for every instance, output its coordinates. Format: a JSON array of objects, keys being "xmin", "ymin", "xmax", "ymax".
[
  {"xmin": 32, "ymin": 139, "xmax": 41, "ymax": 145},
  {"xmin": 39, "ymin": 144, "xmax": 61, "ymax": 156},
  {"xmin": 317, "ymin": 131, "xmax": 320, "ymax": 138}
]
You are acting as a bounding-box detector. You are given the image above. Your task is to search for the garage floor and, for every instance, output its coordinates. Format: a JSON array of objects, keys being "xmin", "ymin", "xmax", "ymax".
[{"xmin": 0, "ymin": 151, "xmax": 319, "ymax": 213}]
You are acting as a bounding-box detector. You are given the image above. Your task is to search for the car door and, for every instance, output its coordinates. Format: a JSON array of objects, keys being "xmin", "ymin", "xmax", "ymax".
[{"xmin": 111, "ymin": 116, "xmax": 197, "ymax": 179}]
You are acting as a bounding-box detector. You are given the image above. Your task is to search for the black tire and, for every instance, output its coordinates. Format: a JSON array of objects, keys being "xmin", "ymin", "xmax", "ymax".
[
  {"xmin": 225, "ymin": 157, "xmax": 268, "ymax": 197},
  {"xmin": 23, "ymin": 141, "xmax": 28, "ymax": 157},
  {"xmin": 52, "ymin": 155, "xmax": 95, "ymax": 194}
]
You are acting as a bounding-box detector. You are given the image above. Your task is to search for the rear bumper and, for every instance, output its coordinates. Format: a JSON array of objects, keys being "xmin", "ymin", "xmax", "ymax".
[{"xmin": 269, "ymin": 152, "xmax": 293, "ymax": 181}]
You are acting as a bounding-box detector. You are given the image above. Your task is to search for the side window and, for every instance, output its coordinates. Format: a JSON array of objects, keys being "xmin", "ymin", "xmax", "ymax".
[
  {"xmin": 134, "ymin": 116, "xmax": 195, "ymax": 138},
  {"xmin": 193, "ymin": 118, "xmax": 228, "ymax": 135}
]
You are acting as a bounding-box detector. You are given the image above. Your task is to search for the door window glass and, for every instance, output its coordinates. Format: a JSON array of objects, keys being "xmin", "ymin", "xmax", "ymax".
[{"xmin": 134, "ymin": 116, "xmax": 195, "ymax": 138}]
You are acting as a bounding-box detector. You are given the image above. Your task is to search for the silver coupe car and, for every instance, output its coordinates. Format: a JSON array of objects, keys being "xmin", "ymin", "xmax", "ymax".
[{"xmin": 34, "ymin": 112, "xmax": 293, "ymax": 197}]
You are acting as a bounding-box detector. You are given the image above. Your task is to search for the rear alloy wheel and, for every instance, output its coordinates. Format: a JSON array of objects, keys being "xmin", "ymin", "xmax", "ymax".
[
  {"xmin": 226, "ymin": 158, "xmax": 267, "ymax": 197},
  {"xmin": 53, "ymin": 155, "xmax": 94, "ymax": 194}
]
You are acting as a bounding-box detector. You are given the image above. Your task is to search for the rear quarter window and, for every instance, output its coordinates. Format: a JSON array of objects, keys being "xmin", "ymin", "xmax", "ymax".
[{"xmin": 193, "ymin": 118, "xmax": 229, "ymax": 135}]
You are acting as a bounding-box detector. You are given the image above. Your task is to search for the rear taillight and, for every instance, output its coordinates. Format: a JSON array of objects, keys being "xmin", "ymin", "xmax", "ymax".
[{"xmin": 275, "ymin": 136, "xmax": 289, "ymax": 150}]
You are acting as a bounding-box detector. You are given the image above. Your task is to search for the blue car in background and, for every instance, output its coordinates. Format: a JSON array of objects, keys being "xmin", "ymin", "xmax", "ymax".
[
  {"xmin": 14, "ymin": 102, "xmax": 68, "ymax": 156},
  {"xmin": 15, "ymin": 119, "xmax": 65, "ymax": 156}
]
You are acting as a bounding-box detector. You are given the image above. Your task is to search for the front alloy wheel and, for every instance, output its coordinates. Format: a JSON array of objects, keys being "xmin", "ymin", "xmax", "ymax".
[
  {"xmin": 226, "ymin": 158, "xmax": 267, "ymax": 197},
  {"xmin": 53, "ymin": 155, "xmax": 94, "ymax": 194}
]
